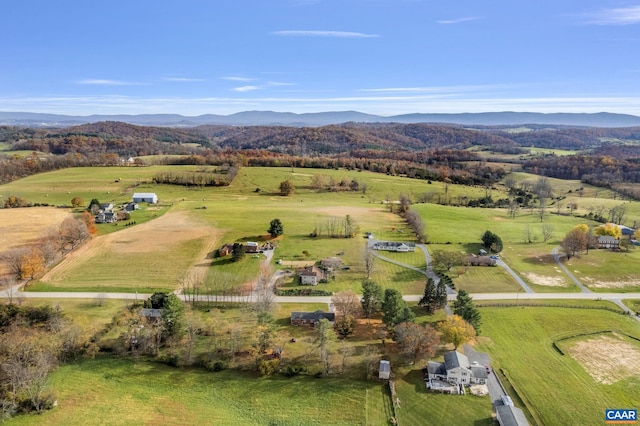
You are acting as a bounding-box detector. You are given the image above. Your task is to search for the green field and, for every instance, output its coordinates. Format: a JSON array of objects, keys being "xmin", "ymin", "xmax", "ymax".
[
  {"xmin": 477, "ymin": 305, "xmax": 640, "ymax": 426},
  {"xmin": 11, "ymin": 357, "xmax": 388, "ymax": 426}
]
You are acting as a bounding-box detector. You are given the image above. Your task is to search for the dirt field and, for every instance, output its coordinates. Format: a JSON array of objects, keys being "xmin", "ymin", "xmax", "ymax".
[
  {"xmin": 0, "ymin": 207, "xmax": 73, "ymax": 276},
  {"xmin": 582, "ymin": 277, "xmax": 640, "ymax": 289},
  {"xmin": 40, "ymin": 210, "xmax": 222, "ymax": 290},
  {"xmin": 523, "ymin": 272, "xmax": 568, "ymax": 287},
  {"xmin": 567, "ymin": 333, "xmax": 640, "ymax": 384}
]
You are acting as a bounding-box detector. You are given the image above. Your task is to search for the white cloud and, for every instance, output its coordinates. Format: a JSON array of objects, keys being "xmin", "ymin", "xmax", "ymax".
[
  {"xmin": 272, "ymin": 30, "xmax": 379, "ymax": 38},
  {"xmin": 76, "ymin": 79, "xmax": 141, "ymax": 86},
  {"xmin": 360, "ymin": 84, "xmax": 508, "ymax": 93},
  {"xmin": 222, "ymin": 76, "xmax": 256, "ymax": 82},
  {"xmin": 436, "ymin": 17, "xmax": 481, "ymax": 25},
  {"xmin": 162, "ymin": 77, "xmax": 206, "ymax": 82},
  {"xmin": 232, "ymin": 85, "xmax": 260, "ymax": 92},
  {"xmin": 584, "ymin": 6, "xmax": 640, "ymax": 25}
]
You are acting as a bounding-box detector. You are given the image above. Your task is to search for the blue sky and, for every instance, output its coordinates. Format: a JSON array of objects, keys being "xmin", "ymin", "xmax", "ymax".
[{"xmin": 2, "ymin": 0, "xmax": 640, "ymax": 116}]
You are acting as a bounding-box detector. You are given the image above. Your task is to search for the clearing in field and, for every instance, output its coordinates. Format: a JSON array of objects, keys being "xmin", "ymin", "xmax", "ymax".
[
  {"xmin": 523, "ymin": 272, "xmax": 568, "ymax": 287},
  {"xmin": 0, "ymin": 207, "xmax": 72, "ymax": 276},
  {"xmin": 567, "ymin": 333, "xmax": 640, "ymax": 385},
  {"xmin": 582, "ymin": 277, "xmax": 640, "ymax": 289},
  {"xmin": 38, "ymin": 210, "xmax": 221, "ymax": 292}
]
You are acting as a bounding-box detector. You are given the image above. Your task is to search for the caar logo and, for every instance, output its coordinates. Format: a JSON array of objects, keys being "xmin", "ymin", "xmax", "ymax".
[{"xmin": 606, "ymin": 409, "xmax": 637, "ymax": 424}]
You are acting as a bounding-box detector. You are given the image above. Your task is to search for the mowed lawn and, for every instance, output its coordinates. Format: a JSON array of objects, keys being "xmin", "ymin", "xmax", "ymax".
[
  {"xmin": 477, "ymin": 305, "xmax": 640, "ymax": 426},
  {"xmin": 12, "ymin": 357, "xmax": 389, "ymax": 426}
]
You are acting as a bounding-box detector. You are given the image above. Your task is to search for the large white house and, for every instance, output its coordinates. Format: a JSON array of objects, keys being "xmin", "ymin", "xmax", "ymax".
[
  {"xmin": 132, "ymin": 192, "xmax": 158, "ymax": 204},
  {"xmin": 426, "ymin": 350, "xmax": 488, "ymax": 388}
]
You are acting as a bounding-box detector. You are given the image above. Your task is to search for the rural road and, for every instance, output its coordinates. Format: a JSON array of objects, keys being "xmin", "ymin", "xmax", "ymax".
[
  {"xmin": 551, "ymin": 247, "xmax": 592, "ymax": 293},
  {"xmin": 495, "ymin": 259, "xmax": 533, "ymax": 294}
]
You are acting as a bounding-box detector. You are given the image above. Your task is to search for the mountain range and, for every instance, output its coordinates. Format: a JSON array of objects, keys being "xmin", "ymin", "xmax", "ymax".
[{"xmin": 2, "ymin": 110, "xmax": 640, "ymax": 128}]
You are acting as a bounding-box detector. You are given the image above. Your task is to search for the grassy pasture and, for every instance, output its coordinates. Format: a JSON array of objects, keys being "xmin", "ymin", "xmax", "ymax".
[
  {"xmin": 13, "ymin": 357, "xmax": 386, "ymax": 426},
  {"xmin": 563, "ymin": 249, "xmax": 640, "ymax": 292},
  {"xmin": 477, "ymin": 305, "xmax": 640, "ymax": 426}
]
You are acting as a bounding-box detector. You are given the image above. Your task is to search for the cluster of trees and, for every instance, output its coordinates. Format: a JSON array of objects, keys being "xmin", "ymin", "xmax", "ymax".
[
  {"xmin": 3, "ymin": 214, "xmax": 93, "ymax": 281},
  {"xmin": 481, "ymin": 230, "xmax": 503, "ymax": 253},
  {"xmin": 310, "ymin": 174, "xmax": 363, "ymax": 193},
  {"xmin": 310, "ymin": 215, "xmax": 359, "ymax": 239},
  {"xmin": 0, "ymin": 304, "xmax": 99, "ymax": 419},
  {"xmin": 152, "ymin": 167, "xmax": 238, "ymax": 187}
]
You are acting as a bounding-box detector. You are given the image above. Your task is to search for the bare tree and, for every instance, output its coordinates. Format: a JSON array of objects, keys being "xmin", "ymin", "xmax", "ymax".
[
  {"xmin": 331, "ymin": 290, "xmax": 361, "ymax": 319},
  {"xmin": 363, "ymin": 248, "xmax": 377, "ymax": 280},
  {"xmin": 507, "ymin": 200, "xmax": 519, "ymax": 219},
  {"xmin": 253, "ymin": 263, "xmax": 276, "ymax": 314},
  {"xmin": 541, "ymin": 224, "xmax": 554, "ymax": 243},
  {"xmin": 59, "ymin": 217, "xmax": 89, "ymax": 251}
]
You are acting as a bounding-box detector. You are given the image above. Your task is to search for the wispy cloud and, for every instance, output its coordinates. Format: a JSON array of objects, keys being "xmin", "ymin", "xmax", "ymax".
[
  {"xmin": 76, "ymin": 79, "xmax": 142, "ymax": 86},
  {"xmin": 436, "ymin": 16, "xmax": 481, "ymax": 25},
  {"xmin": 162, "ymin": 77, "xmax": 206, "ymax": 82},
  {"xmin": 232, "ymin": 85, "xmax": 260, "ymax": 92},
  {"xmin": 361, "ymin": 84, "xmax": 507, "ymax": 93},
  {"xmin": 272, "ymin": 30, "xmax": 379, "ymax": 38},
  {"xmin": 222, "ymin": 76, "xmax": 256, "ymax": 82},
  {"xmin": 584, "ymin": 6, "xmax": 640, "ymax": 25}
]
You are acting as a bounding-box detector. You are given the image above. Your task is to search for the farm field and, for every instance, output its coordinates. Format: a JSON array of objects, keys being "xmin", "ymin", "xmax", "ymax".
[
  {"xmin": 477, "ymin": 305, "xmax": 640, "ymax": 426},
  {"xmin": 31, "ymin": 210, "xmax": 218, "ymax": 293},
  {"xmin": 563, "ymin": 249, "xmax": 640, "ymax": 292},
  {"xmin": 0, "ymin": 207, "xmax": 73, "ymax": 275}
]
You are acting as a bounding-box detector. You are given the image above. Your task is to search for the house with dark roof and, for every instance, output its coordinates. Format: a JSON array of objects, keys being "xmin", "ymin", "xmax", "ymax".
[
  {"xmin": 218, "ymin": 243, "xmax": 234, "ymax": 257},
  {"xmin": 426, "ymin": 350, "xmax": 487, "ymax": 387},
  {"xmin": 496, "ymin": 404, "xmax": 529, "ymax": 426},
  {"xmin": 290, "ymin": 311, "xmax": 335, "ymax": 327},
  {"xmin": 95, "ymin": 211, "xmax": 117, "ymax": 224},
  {"xmin": 598, "ymin": 235, "xmax": 620, "ymax": 249}
]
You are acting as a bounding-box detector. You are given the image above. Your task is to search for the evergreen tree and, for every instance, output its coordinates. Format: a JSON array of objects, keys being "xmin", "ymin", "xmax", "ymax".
[
  {"xmin": 232, "ymin": 243, "xmax": 245, "ymax": 262},
  {"xmin": 418, "ymin": 278, "xmax": 438, "ymax": 313},
  {"xmin": 361, "ymin": 280, "xmax": 383, "ymax": 321},
  {"xmin": 268, "ymin": 218, "xmax": 284, "ymax": 238},
  {"xmin": 453, "ymin": 290, "xmax": 481, "ymax": 334},
  {"xmin": 435, "ymin": 280, "xmax": 448, "ymax": 310}
]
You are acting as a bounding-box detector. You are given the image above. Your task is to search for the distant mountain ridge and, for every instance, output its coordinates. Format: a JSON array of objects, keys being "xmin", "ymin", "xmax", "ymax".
[{"xmin": 2, "ymin": 110, "xmax": 640, "ymax": 128}]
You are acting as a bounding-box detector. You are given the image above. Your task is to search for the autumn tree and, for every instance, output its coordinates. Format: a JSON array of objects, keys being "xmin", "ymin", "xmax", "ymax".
[
  {"xmin": 363, "ymin": 248, "xmax": 377, "ymax": 280},
  {"xmin": 561, "ymin": 225, "xmax": 588, "ymax": 259},
  {"xmin": 360, "ymin": 280, "xmax": 383, "ymax": 322},
  {"xmin": 331, "ymin": 290, "xmax": 361, "ymax": 319},
  {"xmin": 452, "ymin": 290, "xmax": 481, "ymax": 334},
  {"xmin": 4, "ymin": 247, "xmax": 45, "ymax": 280},
  {"xmin": 595, "ymin": 223, "xmax": 622, "ymax": 239},
  {"xmin": 279, "ymin": 179, "xmax": 295, "ymax": 196},
  {"xmin": 335, "ymin": 315, "xmax": 355, "ymax": 338},
  {"xmin": 59, "ymin": 217, "xmax": 89, "ymax": 250},
  {"xmin": 394, "ymin": 322, "xmax": 439, "ymax": 364},
  {"xmin": 439, "ymin": 315, "xmax": 476, "ymax": 350},
  {"xmin": 70, "ymin": 197, "xmax": 84, "ymax": 208},
  {"xmin": 80, "ymin": 211, "xmax": 97, "ymax": 235}
]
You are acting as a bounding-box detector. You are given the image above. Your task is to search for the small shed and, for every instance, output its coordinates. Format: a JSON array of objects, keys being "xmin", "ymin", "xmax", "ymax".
[
  {"xmin": 244, "ymin": 242, "xmax": 259, "ymax": 253},
  {"xmin": 379, "ymin": 360, "xmax": 391, "ymax": 380},
  {"xmin": 132, "ymin": 192, "xmax": 158, "ymax": 204}
]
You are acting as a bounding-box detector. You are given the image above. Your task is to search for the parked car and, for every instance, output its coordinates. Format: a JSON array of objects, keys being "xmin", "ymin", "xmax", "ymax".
[{"xmin": 490, "ymin": 255, "xmax": 499, "ymax": 260}]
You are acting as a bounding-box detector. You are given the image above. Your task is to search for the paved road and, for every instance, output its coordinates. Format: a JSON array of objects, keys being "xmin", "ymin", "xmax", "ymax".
[
  {"xmin": 495, "ymin": 259, "xmax": 533, "ymax": 294},
  {"xmin": 464, "ymin": 345, "xmax": 505, "ymax": 406},
  {"xmin": 552, "ymin": 247, "xmax": 592, "ymax": 293}
]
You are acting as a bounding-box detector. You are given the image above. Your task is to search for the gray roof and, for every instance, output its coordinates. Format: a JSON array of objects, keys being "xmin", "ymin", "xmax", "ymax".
[
  {"xmin": 290, "ymin": 311, "xmax": 335, "ymax": 322},
  {"xmin": 426, "ymin": 361, "xmax": 446, "ymax": 376},
  {"xmin": 379, "ymin": 360, "xmax": 391, "ymax": 373},
  {"xmin": 496, "ymin": 405, "xmax": 529, "ymax": 426},
  {"xmin": 444, "ymin": 351, "xmax": 469, "ymax": 370},
  {"xmin": 598, "ymin": 235, "xmax": 619, "ymax": 243},
  {"xmin": 470, "ymin": 366, "xmax": 488, "ymax": 379}
]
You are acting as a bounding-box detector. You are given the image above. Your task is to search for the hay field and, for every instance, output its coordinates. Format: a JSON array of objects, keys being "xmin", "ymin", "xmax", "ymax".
[
  {"xmin": 37, "ymin": 210, "xmax": 221, "ymax": 292},
  {"xmin": 0, "ymin": 207, "xmax": 72, "ymax": 276}
]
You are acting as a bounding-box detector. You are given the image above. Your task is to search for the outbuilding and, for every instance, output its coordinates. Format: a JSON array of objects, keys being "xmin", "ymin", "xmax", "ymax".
[{"xmin": 132, "ymin": 193, "xmax": 158, "ymax": 204}]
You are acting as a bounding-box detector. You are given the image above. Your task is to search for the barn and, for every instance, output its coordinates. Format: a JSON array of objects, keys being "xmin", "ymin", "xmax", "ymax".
[{"xmin": 132, "ymin": 192, "xmax": 158, "ymax": 204}]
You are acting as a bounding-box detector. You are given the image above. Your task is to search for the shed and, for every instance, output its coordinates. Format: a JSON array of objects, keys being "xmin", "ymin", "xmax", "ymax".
[
  {"xmin": 244, "ymin": 242, "xmax": 259, "ymax": 253},
  {"xmin": 379, "ymin": 360, "xmax": 391, "ymax": 380},
  {"xmin": 132, "ymin": 192, "xmax": 158, "ymax": 204},
  {"xmin": 290, "ymin": 311, "xmax": 335, "ymax": 327}
]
